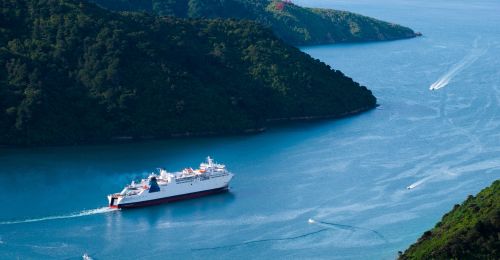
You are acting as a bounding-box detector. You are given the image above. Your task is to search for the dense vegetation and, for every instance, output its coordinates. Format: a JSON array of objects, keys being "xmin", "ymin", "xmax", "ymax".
[
  {"xmin": 400, "ymin": 180, "xmax": 500, "ymax": 259},
  {"xmin": 87, "ymin": 0, "xmax": 417, "ymax": 45},
  {"xmin": 0, "ymin": 0, "xmax": 376, "ymax": 146}
]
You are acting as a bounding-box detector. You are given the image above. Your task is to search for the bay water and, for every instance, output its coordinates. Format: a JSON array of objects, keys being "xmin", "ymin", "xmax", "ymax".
[{"xmin": 1, "ymin": 0, "xmax": 499, "ymax": 258}]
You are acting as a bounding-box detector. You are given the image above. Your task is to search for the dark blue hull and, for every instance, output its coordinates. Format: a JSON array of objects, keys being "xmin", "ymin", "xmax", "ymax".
[{"xmin": 115, "ymin": 186, "xmax": 229, "ymax": 209}]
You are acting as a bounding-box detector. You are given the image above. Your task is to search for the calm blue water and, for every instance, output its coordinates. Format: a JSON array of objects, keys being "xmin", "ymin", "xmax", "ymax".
[{"xmin": 1, "ymin": 0, "xmax": 499, "ymax": 259}]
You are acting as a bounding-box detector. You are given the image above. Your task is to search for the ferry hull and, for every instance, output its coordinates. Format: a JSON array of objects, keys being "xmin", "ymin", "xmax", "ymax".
[{"xmin": 114, "ymin": 186, "xmax": 229, "ymax": 209}]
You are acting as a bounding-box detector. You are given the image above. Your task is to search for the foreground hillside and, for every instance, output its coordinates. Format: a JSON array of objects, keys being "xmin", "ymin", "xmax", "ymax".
[
  {"xmin": 88, "ymin": 0, "xmax": 417, "ymax": 45},
  {"xmin": 400, "ymin": 180, "xmax": 500, "ymax": 259},
  {"xmin": 0, "ymin": 0, "xmax": 376, "ymax": 146}
]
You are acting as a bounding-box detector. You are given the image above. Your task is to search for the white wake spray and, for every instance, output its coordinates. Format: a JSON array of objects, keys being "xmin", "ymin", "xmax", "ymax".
[
  {"xmin": 406, "ymin": 178, "xmax": 427, "ymax": 189},
  {"xmin": 406, "ymin": 175, "xmax": 436, "ymax": 190},
  {"xmin": 0, "ymin": 207, "xmax": 118, "ymax": 225},
  {"xmin": 429, "ymin": 40, "xmax": 486, "ymax": 91}
]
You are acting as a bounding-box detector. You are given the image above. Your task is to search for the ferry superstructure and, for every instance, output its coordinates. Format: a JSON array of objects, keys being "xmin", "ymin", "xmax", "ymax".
[{"xmin": 108, "ymin": 157, "xmax": 233, "ymax": 208}]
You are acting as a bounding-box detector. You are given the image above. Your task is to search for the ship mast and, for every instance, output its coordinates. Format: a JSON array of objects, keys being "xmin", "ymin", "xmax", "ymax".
[{"xmin": 207, "ymin": 156, "xmax": 214, "ymax": 167}]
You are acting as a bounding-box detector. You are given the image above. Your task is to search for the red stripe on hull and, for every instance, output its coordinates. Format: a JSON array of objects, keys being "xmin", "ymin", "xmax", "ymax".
[{"xmin": 116, "ymin": 186, "xmax": 229, "ymax": 209}]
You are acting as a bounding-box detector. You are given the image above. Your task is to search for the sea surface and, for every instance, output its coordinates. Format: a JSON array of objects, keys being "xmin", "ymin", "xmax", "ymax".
[{"xmin": 1, "ymin": 0, "xmax": 499, "ymax": 259}]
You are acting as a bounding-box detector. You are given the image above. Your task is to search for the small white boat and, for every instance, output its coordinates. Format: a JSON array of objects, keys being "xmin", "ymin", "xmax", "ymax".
[{"xmin": 407, "ymin": 184, "xmax": 417, "ymax": 190}]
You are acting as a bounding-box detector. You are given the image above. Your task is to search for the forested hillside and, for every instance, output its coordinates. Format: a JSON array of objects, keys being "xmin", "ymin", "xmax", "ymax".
[
  {"xmin": 88, "ymin": 0, "xmax": 418, "ymax": 45},
  {"xmin": 400, "ymin": 180, "xmax": 500, "ymax": 259},
  {"xmin": 0, "ymin": 0, "xmax": 376, "ymax": 146}
]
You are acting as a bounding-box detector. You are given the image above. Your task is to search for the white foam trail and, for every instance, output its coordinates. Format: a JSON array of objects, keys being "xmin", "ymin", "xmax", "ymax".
[
  {"xmin": 0, "ymin": 207, "xmax": 118, "ymax": 225},
  {"xmin": 429, "ymin": 47, "xmax": 486, "ymax": 90},
  {"xmin": 308, "ymin": 218, "xmax": 355, "ymax": 231},
  {"xmin": 406, "ymin": 175, "xmax": 433, "ymax": 190},
  {"xmin": 406, "ymin": 181, "xmax": 421, "ymax": 190}
]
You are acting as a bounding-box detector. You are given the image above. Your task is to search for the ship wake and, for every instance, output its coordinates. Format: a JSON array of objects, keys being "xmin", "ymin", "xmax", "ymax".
[
  {"xmin": 192, "ymin": 228, "xmax": 328, "ymax": 251},
  {"xmin": 0, "ymin": 207, "xmax": 118, "ymax": 225},
  {"xmin": 406, "ymin": 175, "xmax": 434, "ymax": 190},
  {"xmin": 308, "ymin": 218, "xmax": 387, "ymax": 242},
  {"xmin": 429, "ymin": 40, "xmax": 486, "ymax": 91}
]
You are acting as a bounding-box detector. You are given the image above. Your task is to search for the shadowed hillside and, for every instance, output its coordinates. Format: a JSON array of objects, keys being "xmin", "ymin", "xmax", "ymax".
[
  {"xmin": 88, "ymin": 0, "xmax": 418, "ymax": 45},
  {"xmin": 0, "ymin": 0, "xmax": 376, "ymax": 146}
]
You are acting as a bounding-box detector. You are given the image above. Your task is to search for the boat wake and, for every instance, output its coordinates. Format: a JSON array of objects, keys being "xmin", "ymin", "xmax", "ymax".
[
  {"xmin": 429, "ymin": 41, "xmax": 486, "ymax": 91},
  {"xmin": 308, "ymin": 218, "xmax": 387, "ymax": 242},
  {"xmin": 0, "ymin": 207, "xmax": 118, "ymax": 225},
  {"xmin": 406, "ymin": 175, "xmax": 433, "ymax": 190},
  {"xmin": 192, "ymin": 228, "xmax": 328, "ymax": 251}
]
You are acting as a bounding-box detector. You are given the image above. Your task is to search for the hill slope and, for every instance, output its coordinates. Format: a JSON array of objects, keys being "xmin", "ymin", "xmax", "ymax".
[
  {"xmin": 400, "ymin": 180, "xmax": 500, "ymax": 259},
  {"xmin": 0, "ymin": 0, "xmax": 376, "ymax": 146},
  {"xmin": 87, "ymin": 0, "xmax": 417, "ymax": 45}
]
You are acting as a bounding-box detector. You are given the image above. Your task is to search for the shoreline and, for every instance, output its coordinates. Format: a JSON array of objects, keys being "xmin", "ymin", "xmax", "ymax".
[
  {"xmin": 266, "ymin": 105, "xmax": 376, "ymax": 123},
  {"xmin": 0, "ymin": 105, "xmax": 377, "ymax": 149},
  {"xmin": 295, "ymin": 33, "xmax": 421, "ymax": 48}
]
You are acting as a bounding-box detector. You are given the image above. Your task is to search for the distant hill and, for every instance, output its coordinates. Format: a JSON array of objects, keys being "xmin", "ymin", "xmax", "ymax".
[
  {"xmin": 87, "ymin": 0, "xmax": 418, "ymax": 45},
  {"xmin": 400, "ymin": 180, "xmax": 500, "ymax": 259},
  {"xmin": 0, "ymin": 0, "xmax": 376, "ymax": 146}
]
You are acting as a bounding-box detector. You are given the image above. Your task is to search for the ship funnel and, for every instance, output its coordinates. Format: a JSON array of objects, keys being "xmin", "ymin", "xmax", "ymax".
[{"xmin": 148, "ymin": 176, "xmax": 160, "ymax": 193}]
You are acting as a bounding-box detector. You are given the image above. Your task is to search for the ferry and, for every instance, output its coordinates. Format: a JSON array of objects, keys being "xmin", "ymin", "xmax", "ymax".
[{"xmin": 108, "ymin": 157, "xmax": 233, "ymax": 208}]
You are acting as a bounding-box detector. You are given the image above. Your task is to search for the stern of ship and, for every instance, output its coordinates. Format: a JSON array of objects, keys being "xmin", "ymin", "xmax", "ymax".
[{"xmin": 108, "ymin": 194, "xmax": 122, "ymax": 208}]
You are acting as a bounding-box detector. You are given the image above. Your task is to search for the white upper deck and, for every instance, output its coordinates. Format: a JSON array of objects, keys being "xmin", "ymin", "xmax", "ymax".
[{"xmin": 115, "ymin": 157, "xmax": 231, "ymax": 197}]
